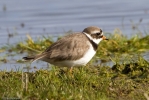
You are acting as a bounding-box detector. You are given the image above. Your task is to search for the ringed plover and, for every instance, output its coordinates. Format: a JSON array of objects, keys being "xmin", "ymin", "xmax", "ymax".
[{"xmin": 23, "ymin": 26, "xmax": 108, "ymax": 71}]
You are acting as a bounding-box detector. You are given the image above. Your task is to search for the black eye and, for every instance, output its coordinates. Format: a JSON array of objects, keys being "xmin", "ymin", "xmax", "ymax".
[{"xmin": 96, "ymin": 32, "xmax": 101, "ymax": 35}]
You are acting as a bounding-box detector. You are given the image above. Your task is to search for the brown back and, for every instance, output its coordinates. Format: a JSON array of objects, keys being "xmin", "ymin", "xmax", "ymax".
[{"xmin": 36, "ymin": 33, "xmax": 90, "ymax": 61}]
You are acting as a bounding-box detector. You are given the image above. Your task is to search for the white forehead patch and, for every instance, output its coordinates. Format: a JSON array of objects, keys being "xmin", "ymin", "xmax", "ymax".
[
  {"xmin": 83, "ymin": 32, "xmax": 103, "ymax": 44},
  {"xmin": 91, "ymin": 30, "xmax": 100, "ymax": 34}
]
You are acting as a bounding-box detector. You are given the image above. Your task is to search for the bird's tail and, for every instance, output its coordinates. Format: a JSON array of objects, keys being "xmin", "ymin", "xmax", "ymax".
[
  {"xmin": 23, "ymin": 53, "xmax": 47, "ymax": 62},
  {"xmin": 23, "ymin": 56, "xmax": 35, "ymax": 61}
]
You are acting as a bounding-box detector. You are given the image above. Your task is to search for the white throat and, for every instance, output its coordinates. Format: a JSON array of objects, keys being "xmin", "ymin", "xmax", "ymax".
[{"xmin": 83, "ymin": 32, "xmax": 102, "ymax": 44}]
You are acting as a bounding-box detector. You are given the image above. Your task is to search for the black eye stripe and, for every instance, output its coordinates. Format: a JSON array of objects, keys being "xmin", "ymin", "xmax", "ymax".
[
  {"xmin": 96, "ymin": 32, "xmax": 101, "ymax": 35},
  {"xmin": 99, "ymin": 35, "xmax": 103, "ymax": 38},
  {"xmin": 96, "ymin": 32, "xmax": 103, "ymax": 35},
  {"xmin": 91, "ymin": 34, "xmax": 103, "ymax": 39}
]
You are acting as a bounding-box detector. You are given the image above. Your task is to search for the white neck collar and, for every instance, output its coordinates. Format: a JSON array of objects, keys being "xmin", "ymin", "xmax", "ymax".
[{"xmin": 83, "ymin": 32, "xmax": 103, "ymax": 44}]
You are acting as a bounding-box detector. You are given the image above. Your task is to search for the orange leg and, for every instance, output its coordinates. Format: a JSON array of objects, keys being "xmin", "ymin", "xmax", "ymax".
[{"xmin": 69, "ymin": 67, "xmax": 73, "ymax": 73}]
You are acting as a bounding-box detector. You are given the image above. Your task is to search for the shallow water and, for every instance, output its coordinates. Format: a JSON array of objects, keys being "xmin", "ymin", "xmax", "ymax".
[{"xmin": 0, "ymin": 0, "xmax": 149, "ymax": 71}]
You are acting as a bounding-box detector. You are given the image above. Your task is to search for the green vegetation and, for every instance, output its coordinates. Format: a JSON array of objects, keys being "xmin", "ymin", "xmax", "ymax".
[{"xmin": 0, "ymin": 29, "xmax": 149, "ymax": 100}]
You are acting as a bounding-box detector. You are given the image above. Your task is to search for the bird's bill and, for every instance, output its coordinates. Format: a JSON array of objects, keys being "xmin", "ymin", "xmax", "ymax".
[{"xmin": 102, "ymin": 35, "xmax": 109, "ymax": 40}]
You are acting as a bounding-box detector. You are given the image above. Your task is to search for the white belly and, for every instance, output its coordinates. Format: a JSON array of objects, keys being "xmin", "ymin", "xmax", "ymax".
[{"xmin": 50, "ymin": 44, "xmax": 96, "ymax": 67}]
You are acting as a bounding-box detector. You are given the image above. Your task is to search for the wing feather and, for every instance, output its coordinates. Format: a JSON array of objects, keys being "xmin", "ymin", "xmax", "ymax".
[{"xmin": 41, "ymin": 33, "xmax": 90, "ymax": 61}]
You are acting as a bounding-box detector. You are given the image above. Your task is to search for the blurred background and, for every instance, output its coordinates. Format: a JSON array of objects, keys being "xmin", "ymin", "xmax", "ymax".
[
  {"xmin": 0, "ymin": 0, "xmax": 149, "ymax": 70},
  {"xmin": 0, "ymin": 0, "xmax": 149, "ymax": 44}
]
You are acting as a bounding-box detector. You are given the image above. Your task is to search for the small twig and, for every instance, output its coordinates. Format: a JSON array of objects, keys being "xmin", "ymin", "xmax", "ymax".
[{"xmin": 144, "ymin": 93, "xmax": 149, "ymax": 100}]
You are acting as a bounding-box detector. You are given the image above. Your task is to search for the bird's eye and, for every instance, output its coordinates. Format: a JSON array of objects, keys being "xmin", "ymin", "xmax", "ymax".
[{"xmin": 96, "ymin": 32, "xmax": 101, "ymax": 35}]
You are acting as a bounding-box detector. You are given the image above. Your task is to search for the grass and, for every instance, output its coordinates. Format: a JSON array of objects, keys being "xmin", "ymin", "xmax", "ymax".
[
  {"xmin": 0, "ymin": 29, "xmax": 149, "ymax": 100},
  {"xmin": 0, "ymin": 58, "xmax": 149, "ymax": 100}
]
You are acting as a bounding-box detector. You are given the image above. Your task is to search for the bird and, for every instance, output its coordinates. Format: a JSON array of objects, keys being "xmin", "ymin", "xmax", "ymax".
[{"xmin": 23, "ymin": 26, "xmax": 108, "ymax": 72}]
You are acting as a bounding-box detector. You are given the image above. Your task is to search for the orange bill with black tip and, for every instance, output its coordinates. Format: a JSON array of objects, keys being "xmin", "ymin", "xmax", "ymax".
[{"xmin": 102, "ymin": 35, "xmax": 109, "ymax": 40}]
